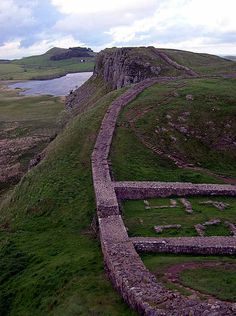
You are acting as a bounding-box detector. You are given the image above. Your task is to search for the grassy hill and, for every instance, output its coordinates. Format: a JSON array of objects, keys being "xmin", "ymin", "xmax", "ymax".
[
  {"xmin": 110, "ymin": 77, "xmax": 236, "ymax": 183},
  {"xmin": 0, "ymin": 47, "xmax": 96, "ymax": 80},
  {"xmin": 158, "ymin": 48, "xmax": 236, "ymax": 74},
  {"xmin": 0, "ymin": 78, "xmax": 137, "ymax": 315},
  {"xmin": 0, "ymin": 47, "xmax": 235, "ymax": 314}
]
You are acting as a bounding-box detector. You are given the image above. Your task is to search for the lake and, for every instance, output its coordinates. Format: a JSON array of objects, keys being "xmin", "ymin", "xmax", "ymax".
[{"xmin": 8, "ymin": 72, "xmax": 93, "ymax": 96}]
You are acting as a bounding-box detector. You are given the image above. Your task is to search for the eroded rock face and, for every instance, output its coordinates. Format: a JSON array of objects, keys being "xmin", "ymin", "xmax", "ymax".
[{"xmin": 94, "ymin": 48, "xmax": 162, "ymax": 89}]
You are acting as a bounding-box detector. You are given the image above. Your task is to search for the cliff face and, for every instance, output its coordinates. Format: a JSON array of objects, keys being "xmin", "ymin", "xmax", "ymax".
[
  {"xmin": 94, "ymin": 47, "xmax": 162, "ymax": 89},
  {"xmin": 65, "ymin": 46, "xmax": 197, "ymax": 111}
]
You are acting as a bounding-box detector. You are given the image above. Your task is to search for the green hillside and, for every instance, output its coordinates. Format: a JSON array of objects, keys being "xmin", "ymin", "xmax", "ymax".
[
  {"xmin": 0, "ymin": 47, "xmax": 235, "ymax": 314},
  {"xmin": 0, "ymin": 47, "xmax": 95, "ymax": 80},
  {"xmin": 0, "ymin": 79, "xmax": 137, "ymax": 315},
  {"xmin": 110, "ymin": 77, "xmax": 236, "ymax": 183},
  {"xmin": 0, "ymin": 82, "xmax": 64, "ymax": 197},
  {"xmin": 158, "ymin": 48, "xmax": 236, "ymax": 74}
]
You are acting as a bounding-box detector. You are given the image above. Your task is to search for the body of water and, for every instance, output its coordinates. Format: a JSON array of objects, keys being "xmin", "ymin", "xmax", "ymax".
[{"xmin": 8, "ymin": 72, "xmax": 93, "ymax": 96}]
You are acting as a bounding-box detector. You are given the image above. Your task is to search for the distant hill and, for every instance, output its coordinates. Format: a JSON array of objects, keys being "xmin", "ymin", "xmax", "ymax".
[
  {"xmin": 0, "ymin": 59, "xmax": 10, "ymax": 64},
  {"xmin": 224, "ymin": 56, "xmax": 236, "ymax": 61},
  {"xmin": 50, "ymin": 47, "xmax": 95, "ymax": 61},
  {"xmin": 0, "ymin": 47, "xmax": 96, "ymax": 80}
]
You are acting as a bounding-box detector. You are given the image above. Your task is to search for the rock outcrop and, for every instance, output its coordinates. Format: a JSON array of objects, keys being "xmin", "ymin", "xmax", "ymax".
[
  {"xmin": 66, "ymin": 46, "xmax": 199, "ymax": 111},
  {"xmin": 94, "ymin": 47, "xmax": 162, "ymax": 89}
]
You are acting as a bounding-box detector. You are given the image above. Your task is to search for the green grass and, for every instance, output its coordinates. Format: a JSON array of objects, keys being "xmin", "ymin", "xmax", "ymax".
[
  {"xmin": 0, "ymin": 87, "xmax": 137, "ymax": 316},
  {"xmin": 142, "ymin": 253, "xmax": 236, "ymax": 301},
  {"xmin": 159, "ymin": 48, "xmax": 236, "ymax": 75},
  {"xmin": 111, "ymin": 78, "xmax": 236, "ymax": 182},
  {"xmin": 0, "ymin": 48, "xmax": 95, "ymax": 80},
  {"xmin": 180, "ymin": 266, "xmax": 236, "ymax": 301},
  {"xmin": 0, "ymin": 82, "xmax": 64, "ymax": 193},
  {"xmin": 102, "ymin": 47, "xmax": 236, "ymax": 76},
  {"xmin": 122, "ymin": 196, "xmax": 236, "ymax": 237}
]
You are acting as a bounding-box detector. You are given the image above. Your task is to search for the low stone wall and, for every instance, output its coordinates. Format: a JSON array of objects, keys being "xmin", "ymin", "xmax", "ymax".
[
  {"xmin": 91, "ymin": 78, "xmax": 235, "ymax": 315},
  {"xmin": 154, "ymin": 48, "xmax": 199, "ymax": 77},
  {"xmin": 132, "ymin": 237, "xmax": 236, "ymax": 255},
  {"xmin": 114, "ymin": 181, "xmax": 236, "ymax": 200},
  {"xmin": 92, "ymin": 79, "xmax": 160, "ymax": 218}
]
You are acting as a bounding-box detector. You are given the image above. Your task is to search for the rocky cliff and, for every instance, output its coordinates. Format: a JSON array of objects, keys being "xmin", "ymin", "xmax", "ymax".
[
  {"xmin": 65, "ymin": 46, "xmax": 197, "ymax": 111},
  {"xmin": 93, "ymin": 47, "xmax": 162, "ymax": 89}
]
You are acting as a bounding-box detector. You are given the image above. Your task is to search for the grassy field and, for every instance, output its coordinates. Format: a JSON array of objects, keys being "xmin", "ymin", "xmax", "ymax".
[
  {"xmin": 122, "ymin": 196, "xmax": 236, "ymax": 237},
  {"xmin": 0, "ymin": 86, "xmax": 137, "ymax": 316},
  {"xmin": 180, "ymin": 265, "xmax": 236, "ymax": 301},
  {"xmin": 142, "ymin": 253, "xmax": 236, "ymax": 301},
  {"xmin": 0, "ymin": 82, "xmax": 64, "ymax": 196},
  {"xmin": 0, "ymin": 48, "xmax": 95, "ymax": 80},
  {"xmin": 111, "ymin": 78, "xmax": 236, "ymax": 182}
]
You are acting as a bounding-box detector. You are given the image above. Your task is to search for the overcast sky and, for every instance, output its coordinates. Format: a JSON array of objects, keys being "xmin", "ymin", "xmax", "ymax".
[{"xmin": 0, "ymin": 0, "xmax": 235, "ymax": 59}]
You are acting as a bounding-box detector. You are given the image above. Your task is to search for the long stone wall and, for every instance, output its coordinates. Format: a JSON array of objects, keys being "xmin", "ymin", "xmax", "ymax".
[
  {"xmin": 154, "ymin": 48, "xmax": 199, "ymax": 77},
  {"xmin": 132, "ymin": 236, "xmax": 236, "ymax": 255},
  {"xmin": 114, "ymin": 181, "xmax": 236, "ymax": 200},
  {"xmin": 91, "ymin": 77, "xmax": 236, "ymax": 315}
]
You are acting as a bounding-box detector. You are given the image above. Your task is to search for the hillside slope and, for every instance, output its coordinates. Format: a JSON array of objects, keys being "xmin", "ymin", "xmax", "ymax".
[
  {"xmin": 0, "ymin": 47, "xmax": 95, "ymax": 80},
  {"xmin": 111, "ymin": 77, "xmax": 236, "ymax": 183},
  {"xmin": 0, "ymin": 86, "xmax": 137, "ymax": 316},
  {"xmin": 0, "ymin": 46, "xmax": 235, "ymax": 315}
]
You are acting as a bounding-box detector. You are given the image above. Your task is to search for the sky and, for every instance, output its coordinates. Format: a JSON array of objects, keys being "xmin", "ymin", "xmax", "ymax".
[{"xmin": 0, "ymin": 0, "xmax": 235, "ymax": 59}]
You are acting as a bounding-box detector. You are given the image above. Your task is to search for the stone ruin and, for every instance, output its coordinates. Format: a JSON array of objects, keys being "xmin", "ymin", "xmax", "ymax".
[
  {"xmin": 91, "ymin": 77, "xmax": 236, "ymax": 314},
  {"xmin": 154, "ymin": 224, "xmax": 181, "ymax": 234}
]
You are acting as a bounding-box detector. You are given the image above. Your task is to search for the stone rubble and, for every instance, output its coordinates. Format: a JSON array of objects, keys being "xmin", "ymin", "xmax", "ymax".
[
  {"xmin": 154, "ymin": 224, "xmax": 182, "ymax": 234},
  {"xmin": 170, "ymin": 199, "xmax": 177, "ymax": 207},
  {"xmin": 180, "ymin": 198, "xmax": 193, "ymax": 213},
  {"xmin": 194, "ymin": 224, "xmax": 205, "ymax": 237},
  {"xmin": 194, "ymin": 219, "xmax": 222, "ymax": 236},
  {"xmin": 199, "ymin": 200, "xmax": 229, "ymax": 211},
  {"xmin": 225, "ymin": 221, "xmax": 236, "ymax": 237}
]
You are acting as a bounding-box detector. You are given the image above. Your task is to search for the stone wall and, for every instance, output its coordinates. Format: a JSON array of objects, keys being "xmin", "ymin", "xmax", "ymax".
[
  {"xmin": 92, "ymin": 79, "xmax": 160, "ymax": 218},
  {"xmin": 154, "ymin": 48, "xmax": 199, "ymax": 77},
  {"xmin": 132, "ymin": 236, "xmax": 236, "ymax": 255},
  {"xmin": 91, "ymin": 77, "xmax": 236, "ymax": 314},
  {"xmin": 115, "ymin": 181, "xmax": 236, "ymax": 200}
]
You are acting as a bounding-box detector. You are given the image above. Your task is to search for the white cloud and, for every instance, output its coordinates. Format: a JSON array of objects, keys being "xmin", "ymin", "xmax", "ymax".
[
  {"xmin": 0, "ymin": 0, "xmax": 36, "ymax": 27},
  {"xmin": 0, "ymin": 35, "xmax": 85, "ymax": 59},
  {"xmin": 51, "ymin": 0, "xmax": 156, "ymax": 15},
  {"xmin": 0, "ymin": 0, "xmax": 236, "ymax": 58},
  {"xmin": 151, "ymin": 37, "xmax": 236, "ymax": 55},
  {"xmin": 108, "ymin": 0, "xmax": 236, "ymax": 41}
]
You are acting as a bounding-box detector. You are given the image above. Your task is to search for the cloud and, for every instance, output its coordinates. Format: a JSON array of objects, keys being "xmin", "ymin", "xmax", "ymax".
[
  {"xmin": 0, "ymin": 0, "xmax": 36, "ymax": 44},
  {"xmin": 51, "ymin": 0, "xmax": 156, "ymax": 15},
  {"xmin": 0, "ymin": 0, "xmax": 236, "ymax": 59},
  {"xmin": 102, "ymin": 0, "xmax": 236, "ymax": 54},
  {"xmin": 0, "ymin": 35, "xmax": 84, "ymax": 59},
  {"xmin": 0, "ymin": 0, "xmax": 62, "ymax": 48}
]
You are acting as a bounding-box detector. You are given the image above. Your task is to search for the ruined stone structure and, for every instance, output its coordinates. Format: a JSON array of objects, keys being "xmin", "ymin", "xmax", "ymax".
[
  {"xmin": 91, "ymin": 76, "xmax": 236, "ymax": 314},
  {"xmin": 132, "ymin": 236, "xmax": 236, "ymax": 255}
]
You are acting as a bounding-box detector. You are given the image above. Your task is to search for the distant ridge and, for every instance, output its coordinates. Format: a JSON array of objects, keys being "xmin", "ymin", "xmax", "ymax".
[
  {"xmin": 224, "ymin": 55, "xmax": 236, "ymax": 61},
  {"xmin": 0, "ymin": 46, "xmax": 96, "ymax": 80}
]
